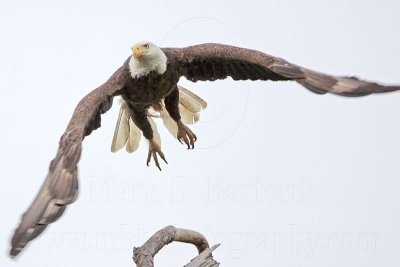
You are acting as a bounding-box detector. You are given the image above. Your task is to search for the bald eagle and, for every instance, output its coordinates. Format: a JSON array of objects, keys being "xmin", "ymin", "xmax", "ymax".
[{"xmin": 10, "ymin": 41, "xmax": 400, "ymax": 257}]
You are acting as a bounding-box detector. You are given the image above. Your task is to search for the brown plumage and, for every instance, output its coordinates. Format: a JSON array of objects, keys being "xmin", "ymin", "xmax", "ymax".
[{"xmin": 10, "ymin": 42, "xmax": 400, "ymax": 257}]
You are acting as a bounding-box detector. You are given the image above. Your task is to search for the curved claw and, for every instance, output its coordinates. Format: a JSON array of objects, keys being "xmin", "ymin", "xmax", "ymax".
[
  {"xmin": 177, "ymin": 121, "xmax": 197, "ymax": 150},
  {"xmin": 147, "ymin": 140, "xmax": 167, "ymax": 171}
]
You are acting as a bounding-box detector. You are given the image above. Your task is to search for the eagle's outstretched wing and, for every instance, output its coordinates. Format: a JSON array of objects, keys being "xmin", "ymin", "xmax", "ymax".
[
  {"xmin": 10, "ymin": 58, "xmax": 130, "ymax": 257},
  {"xmin": 163, "ymin": 43, "xmax": 400, "ymax": 96}
]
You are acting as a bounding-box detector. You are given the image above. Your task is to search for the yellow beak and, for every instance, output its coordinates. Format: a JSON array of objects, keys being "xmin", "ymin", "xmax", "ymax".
[{"xmin": 132, "ymin": 45, "xmax": 143, "ymax": 59}]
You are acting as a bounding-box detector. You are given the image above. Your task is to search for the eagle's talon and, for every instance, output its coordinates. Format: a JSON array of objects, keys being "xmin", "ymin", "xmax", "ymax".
[
  {"xmin": 147, "ymin": 139, "xmax": 167, "ymax": 171},
  {"xmin": 177, "ymin": 121, "xmax": 196, "ymax": 150}
]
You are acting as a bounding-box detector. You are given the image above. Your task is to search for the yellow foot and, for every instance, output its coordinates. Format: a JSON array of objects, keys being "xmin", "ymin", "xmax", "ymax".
[
  {"xmin": 147, "ymin": 139, "xmax": 167, "ymax": 171},
  {"xmin": 177, "ymin": 121, "xmax": 197, "ymax": 149}
]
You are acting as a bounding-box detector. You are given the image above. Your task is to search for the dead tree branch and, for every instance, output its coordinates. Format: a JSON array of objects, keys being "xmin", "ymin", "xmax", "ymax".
[{"xmin": 133, "ymin": 225, "xmax": 220, "ymax": 267}]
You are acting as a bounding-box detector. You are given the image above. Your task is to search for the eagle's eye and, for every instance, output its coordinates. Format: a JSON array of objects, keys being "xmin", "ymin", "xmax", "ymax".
[{"xmin": 143, "ymin": 44, "xmax": 149, "ymax": 49}]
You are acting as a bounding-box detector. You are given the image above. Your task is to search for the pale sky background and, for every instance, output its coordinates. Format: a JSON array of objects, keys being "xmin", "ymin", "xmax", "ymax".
[{"xmin": 1, "ymin": 0, "xmax": 400, "ymax": 266}]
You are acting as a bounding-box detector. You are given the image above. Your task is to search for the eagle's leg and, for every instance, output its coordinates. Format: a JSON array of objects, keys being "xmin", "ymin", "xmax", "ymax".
[
  {"xmin": 146, "ymin": 138, "xmax": 167, "ymax": 171},
  {"xmin": 128, "ymin": 104, "xmax": 167, "ymax": 170},
  {"xmin": 164, "ymin": 87, "xmax": 197, "ymax": 149}
]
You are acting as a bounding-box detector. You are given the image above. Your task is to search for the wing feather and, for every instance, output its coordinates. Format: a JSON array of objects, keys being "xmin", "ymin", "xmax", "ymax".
[
  {"xmin": 162, "ymin": 43, "xmax": 400, "ymax": 96},
  {"xmin": 10, "ymin": 57, "xmax": 130, "ymax": 257}
]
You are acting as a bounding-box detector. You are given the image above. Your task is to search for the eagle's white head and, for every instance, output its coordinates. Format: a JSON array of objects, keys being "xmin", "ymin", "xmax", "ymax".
[{"xmin": 129, "ymin": 41, "xmax": 167, "ymax": 79}]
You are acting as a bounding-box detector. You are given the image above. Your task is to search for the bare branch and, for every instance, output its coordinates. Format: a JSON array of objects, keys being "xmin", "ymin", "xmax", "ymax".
[
  {"xmin": 132, "ymin": 225, "xmax": 220, "ymax": 267},
  {"xmin": 174, "ymin": 227, "xmax": 210, "ymax": 253},
  {"xmin": 185, "ymin": 244, "xmax": 220, "ymax": 267}
]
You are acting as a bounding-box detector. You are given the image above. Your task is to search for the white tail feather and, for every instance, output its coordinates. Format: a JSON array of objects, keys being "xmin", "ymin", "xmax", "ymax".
[
  {"xmin": 112, "ymin": 86, "xmax": 206, "ymax": 153},
  {"xmin": 111, "ymin": 102, "xmax": 130, "ymax": 152},
  {"xmin": 179, "ymin": 103, "xmax": 199, "ymax": 124},
  {"xmin": 149, "ymin": 117, "xmax": 161, "ymax": 147},
  {"xmin": 126, "ymin": 118, "xmax": 141, "ymax": 153},
  {"xmin": 160, "ymin": 104, "xmax": 178, "ymax": 138},
  {"xmin": 178, "ymin": 85, "xmax": 207, "ymax": 113}
]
